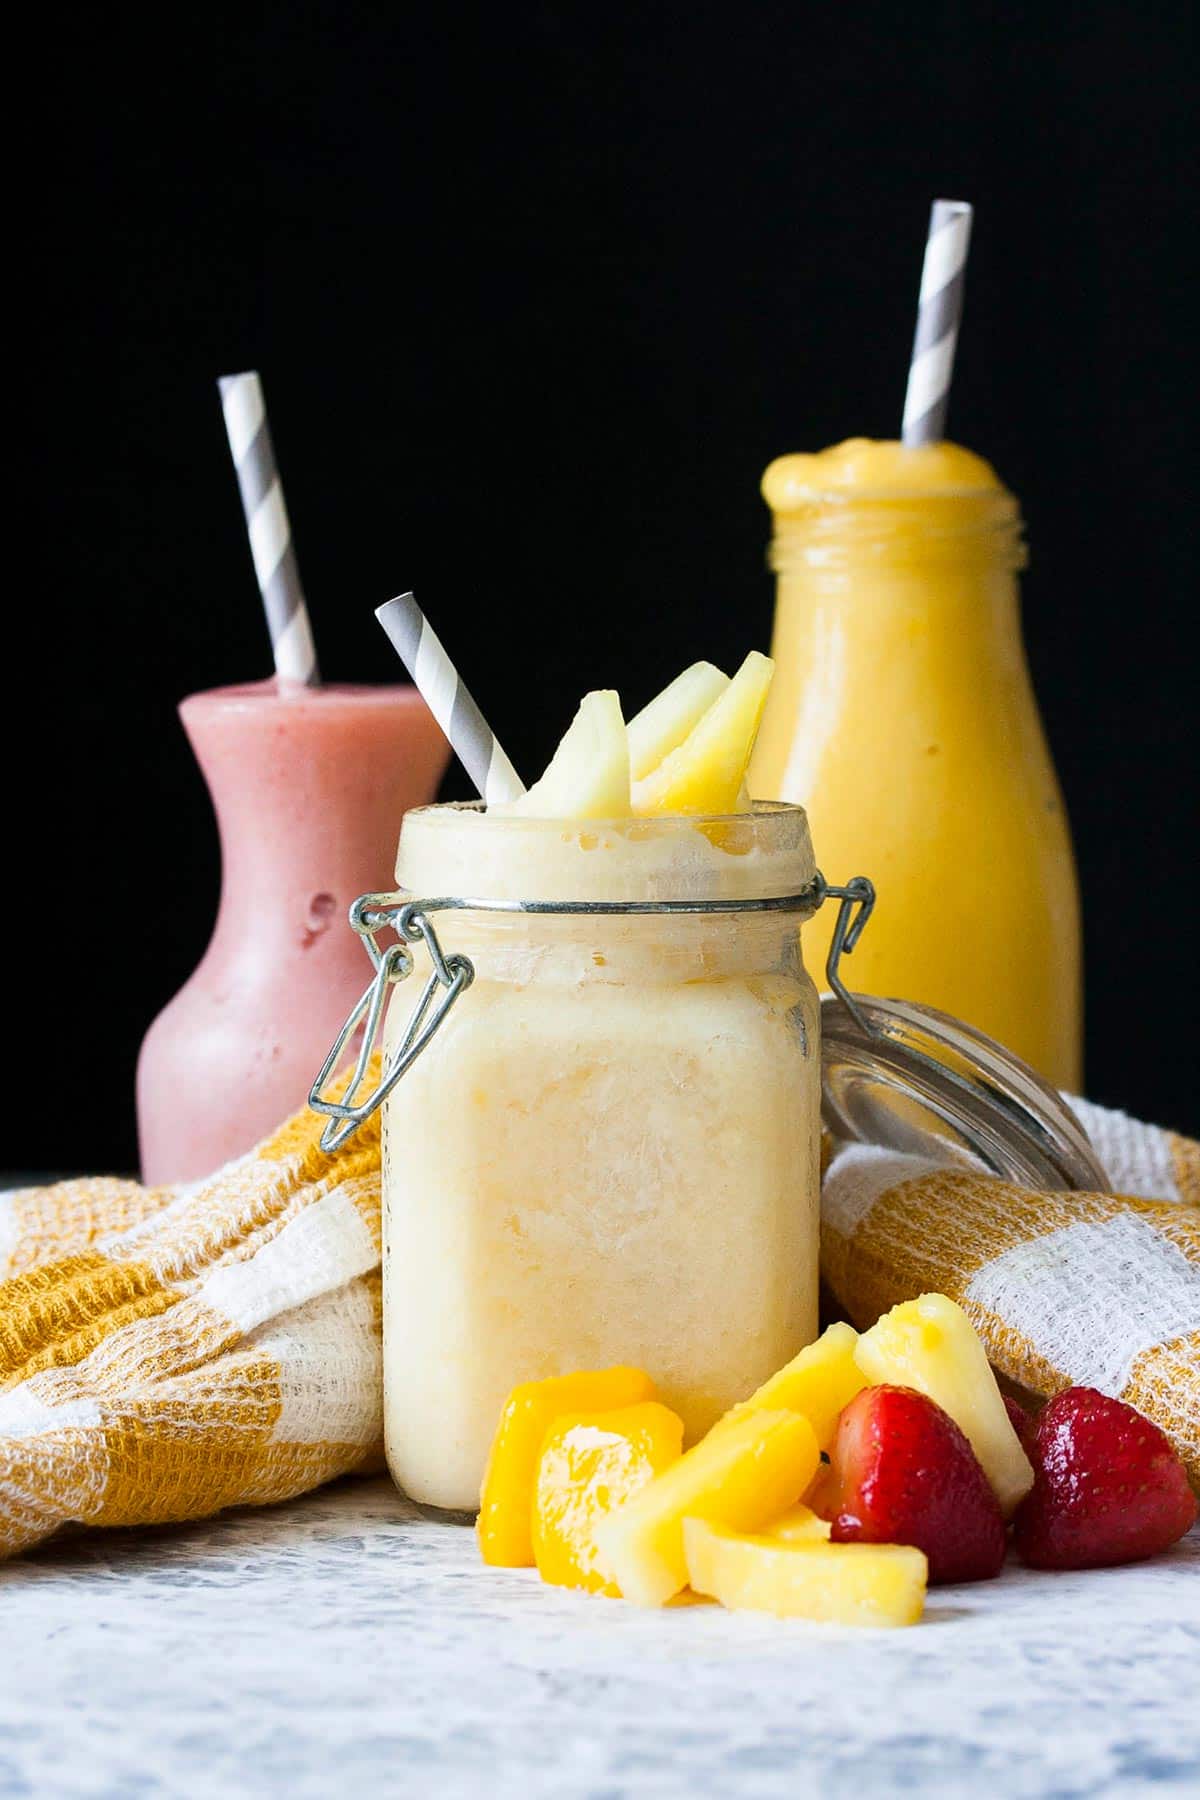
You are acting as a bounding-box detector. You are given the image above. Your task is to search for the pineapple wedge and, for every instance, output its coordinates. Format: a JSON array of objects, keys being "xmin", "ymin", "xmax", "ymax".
[
  {"xmin": 762, "ymin": 1503, "xmax": 832, "ymax": 1543},
  {"xmin": 508, "ymin": 689, "xmax": 631, "ymax": 819},
  {"xmin": 627, "ymin": 661, "xmax": 729, "ymax": 782},
  {"xmin": 683, "ymin": 1519, "xmax": 927, "ymax": 1627},
  {"xmin": 722, "ymin": 1322, "xmax": 866, "ymax": 1451},
  {"xmin": 633, "ymin": 651, "xmax": 774, "ymax": 816},
  {"xmin": 854, "ymin": 1293, "xmax": 1034, "ymax": 1517},
  {"xmin": 595, "ymin": 1408, "xmax": 818, "ymax": 1607}
]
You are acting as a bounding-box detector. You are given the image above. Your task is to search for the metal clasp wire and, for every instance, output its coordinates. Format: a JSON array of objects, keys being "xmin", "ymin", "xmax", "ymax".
[
  {"xmin": 308, "ymin": 897, "xmax": 474, "ymax": 1153},
  {"xmin": 309, "ymin": 872, "xmax": 876, "ymax": 1153},
  {"xmin": 821, "ymin": 876, "xmax": 876, "ymax": 1035}
]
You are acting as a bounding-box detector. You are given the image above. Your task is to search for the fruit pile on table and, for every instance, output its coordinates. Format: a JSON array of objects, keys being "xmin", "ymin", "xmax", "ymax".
[{"xmin": 477, "ymin": 1294, "xmax": 1196, "ymax": 1626}]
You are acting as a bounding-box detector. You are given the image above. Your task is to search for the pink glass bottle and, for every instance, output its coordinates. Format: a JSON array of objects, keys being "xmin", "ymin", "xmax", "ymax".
[{"xmin": 136, "ymin": 679, "xmax": 450, "ymax": 1185}]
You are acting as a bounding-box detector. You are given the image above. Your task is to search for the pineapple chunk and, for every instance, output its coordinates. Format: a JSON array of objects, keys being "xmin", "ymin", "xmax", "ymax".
[
  {"xmin": 627, "ymin": 661, "xmax": 729, "ymax": 781},
  {"xmin": 683, "ymin": 1519, "xmax": 927, "ymax": 1627},
  {"xmin": 722, "ymin": 1322, "xmax": 866, "ymax": 1451},
  {"xmin": 508, "ymin": 690, "xmax": 631, "ymax": 819},
  {"xmin": 532, "ymin": 1402, "xmax": 685, "ymax": 1596},
  {"xmin": 854, "ymin": 1293, "xmax": 1034, "ymax": 1517},
  {"xmin": 477, "ymin": 1366, "xmax": 656, "ymax": 1566},
  {"xmin": 595, "ymin": 1408, "xmax": 818, "ymax": 1607},
  {"xmin": 762, "ymin": 1503, "xmax": 832, "ymax": 1543},
  {"xmin": 633, "ymin": 651, "xmax": 774, "ymax": 816}
]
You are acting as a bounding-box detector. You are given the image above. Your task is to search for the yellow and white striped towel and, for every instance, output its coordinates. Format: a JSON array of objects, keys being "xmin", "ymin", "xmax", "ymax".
[
  {"xmin": 0, "ymin": 1095, "xmax": 383, "ymax": 1561},
  {"xmin": 2, "ymin": 1085, "xmax": 1197, "ymax": 1560},
  {"xmin": 823, "ymin": 1097, "xmax": 1199, "ymax": 1484}
]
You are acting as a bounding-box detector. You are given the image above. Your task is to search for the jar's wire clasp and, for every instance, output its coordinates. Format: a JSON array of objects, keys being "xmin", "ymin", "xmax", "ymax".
[
  {"xmin": 309, "ymin": 895, "xmax": 474, "ymax": 1153},
  {"xmin": 309, "ymin": 873, "xmax": 876, "ymax": 1153},
  {"xmin": 821, "ymin": 876, "xmax": 876, "ymax": 1035}
]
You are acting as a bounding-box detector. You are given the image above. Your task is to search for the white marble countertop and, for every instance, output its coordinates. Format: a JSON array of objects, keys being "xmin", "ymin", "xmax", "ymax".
[{"xmin": 1, "ymin": 1476, "xmax": 1197, "ymax": 1799}]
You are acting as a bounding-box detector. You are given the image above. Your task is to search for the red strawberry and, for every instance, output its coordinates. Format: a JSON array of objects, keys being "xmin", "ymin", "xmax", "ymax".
[
  {"xmin": 1003, "ymin": 1393, "xmax": 1035, "ymax": 1452},
  {"xmin": 826, "ymin": 1385, "xmax": 1007, "ymax": 1584},
  {"xmin": 1014, "ymin": 1386, "xmax": 1197, "ymax": 1571}
]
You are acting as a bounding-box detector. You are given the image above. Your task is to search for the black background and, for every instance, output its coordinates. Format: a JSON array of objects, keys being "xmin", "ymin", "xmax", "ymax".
[{"xmin": 10, "ymin": 3, "xmax": 1198, "ymax": 1170}]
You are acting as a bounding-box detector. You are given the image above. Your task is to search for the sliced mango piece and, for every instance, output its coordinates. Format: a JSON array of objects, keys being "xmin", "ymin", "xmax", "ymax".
[
  {"xmin": 509, "ymin": 689, "xmax": 630, "ymax": 819},
  {"xmin": 722, "ymin": 1322, "xmax": 867, "ymax": 1451},
  {"xmin": 633, "ymin": 651, "xmax": 774, "ymax": 816},
  {"xmin": 477, "ymin": 1366, "xmax": 656, "ymax": 1566},
  {"xmin": 762, "ymin": 1503, "xmax": 832, "ymax": 1543},
  {"xmin": 683, "ymin": 1518, "xmax": 927, "ymax": 1627},
  {"xmin": 532, "ymin": 1402, "xmax": 685, "ymax": 1596},
  {"xmin": 626, "ymin": 661, "xmax": 729, "ymax": 782},
  {"xmin": 854, "ymin": 1293, "xmax": 1034, "ymax": 1517},
  {"xmin": 595, "ymin": 1408, "xmax": 818, "ymax": 1607}
]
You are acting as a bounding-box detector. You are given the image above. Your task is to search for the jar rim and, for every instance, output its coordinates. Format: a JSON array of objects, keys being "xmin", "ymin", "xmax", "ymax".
[{"xmin": 395, "ymin": 800, "xmax": 819, "ymax": 905}]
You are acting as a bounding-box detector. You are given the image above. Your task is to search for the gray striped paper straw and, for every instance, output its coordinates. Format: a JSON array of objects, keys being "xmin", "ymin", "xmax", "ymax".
[
  {"xmin": 901, "ymin": 200, "xmax": 974, "ymax": 446},
  {"xmin": 218, "ymin": 370, "xmax": 320, "ymax": 686},
  {"xmin": 376, "ymin": 593, "xmax": 525, "ymax": 805}
]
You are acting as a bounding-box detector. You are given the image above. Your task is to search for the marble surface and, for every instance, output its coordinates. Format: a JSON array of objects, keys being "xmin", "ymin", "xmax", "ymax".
[{"xmin": 1, "ymin": 1480, "xmax": 1197, "ymax": 1798}]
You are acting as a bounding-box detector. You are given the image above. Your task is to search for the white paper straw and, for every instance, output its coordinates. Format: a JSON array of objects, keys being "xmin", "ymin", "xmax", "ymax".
[
  {"xmin": 901, "ymin": 200, "xmax": 974, "ymax": 445},
  {"xmin": 376, "ymin": 593, "xmax": 524, "ymax": 804},
  {"xmin": 218, "ymin": 370, "xmax": 320, "ymax": 685}
]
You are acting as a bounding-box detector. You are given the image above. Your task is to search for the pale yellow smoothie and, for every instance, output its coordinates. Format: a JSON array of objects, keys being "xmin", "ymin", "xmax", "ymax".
[{"xmin": 381, "ymin": 803, "xmax": 821, "ymax": 1511}]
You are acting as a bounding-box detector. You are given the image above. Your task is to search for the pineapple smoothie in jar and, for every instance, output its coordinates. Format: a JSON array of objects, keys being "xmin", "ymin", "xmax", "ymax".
[
  {"xmin": 381, "ymin": 801, "xmax": 823, "ymax": 1512},
  {"xmin": 311, "ymin": 652, "xmax": 871, "ymax": 1515}
]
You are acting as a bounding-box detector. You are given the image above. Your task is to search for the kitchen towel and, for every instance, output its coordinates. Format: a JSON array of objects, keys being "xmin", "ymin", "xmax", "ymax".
[
  {"xmin": 0, "ymin": 1090, "xmax": 383, "ymax": 1560},
  {"xmin": 2, "ymin": 1086, "xmax": 1196, "ymax": 1560},
  {"xmin": 822, "ymin": 1097, "xmax": 1198, "ymax": 1483}
]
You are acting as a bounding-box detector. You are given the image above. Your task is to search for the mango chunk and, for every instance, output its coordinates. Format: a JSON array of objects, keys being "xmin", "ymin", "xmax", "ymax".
[
  {"xmin": 533, "ymin": 1402, "xmax": 685, "ymax": 1596},
  {"xmin": 595, "ymin": 1408, "xmax": 818, "ymax": 1607},
  {"xmin": 508, "ymin": 689, "xmax": 631, "ymax": 819},
  {"xmin": 477, "ymin": 1366, "xmax": 656, "ymax": 1566},
  {"xmin": 627, "ymin": 661, "xmax": 729, "ymax": 781},
  {"xmin": 762, "ymin": 1503, "xmax": 832, "ymax": 1544},
  {"xmin": 683, "ymin": 1519, "xmax": 927, "ymax": 1627},
  {"xmin": 854, "ymin": 1293, "xmax": 1034, "ymax": 1517},
  {"xmin": 633, "ymin": 651, "xmax": 774, "ymax": 816},
  {"xmin": 723, "ymin": 1322, "xmax": 866, "ymax": 1451}
]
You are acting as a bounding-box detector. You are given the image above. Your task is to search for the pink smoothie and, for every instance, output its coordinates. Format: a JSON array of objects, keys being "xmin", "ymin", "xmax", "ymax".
[{"xmin": 136, "ymin": 680, "xmax": 450, "ymax": 1185}]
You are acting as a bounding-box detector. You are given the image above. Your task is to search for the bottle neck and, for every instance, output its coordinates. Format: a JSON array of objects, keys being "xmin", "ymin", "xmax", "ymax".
[
  {"xmin": 179, "ymin": 686, "xmax": 443, "ymax": 937},
  {"xmin": 768, "ymin": 492, "xmax": 1028, "ymax": 657},
  {"xmin": 769, "ymin": 489, "xmax": 1026, "ymax": 581}
]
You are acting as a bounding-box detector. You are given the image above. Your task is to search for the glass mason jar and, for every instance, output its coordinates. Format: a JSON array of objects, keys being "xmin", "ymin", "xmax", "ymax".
[
  {"xmin": 312, "ymin": 801, "xmax": 873, "ymax": 1515},
  {"xmin": 749, "ymin": 440, "xmax": 1083, "ymax": 1091}
]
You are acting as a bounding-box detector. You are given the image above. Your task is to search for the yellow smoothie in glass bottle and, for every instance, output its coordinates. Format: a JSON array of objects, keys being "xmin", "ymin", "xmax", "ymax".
[{"xmin": 749, "ymin": 439, "xmax": 1082, "ymax": 1090}]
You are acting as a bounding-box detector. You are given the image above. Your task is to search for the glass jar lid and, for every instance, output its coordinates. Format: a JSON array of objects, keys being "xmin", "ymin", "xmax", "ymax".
[{"xmin": 820, "ymin": 993, "xmax": 1108, "ymax": 1191}]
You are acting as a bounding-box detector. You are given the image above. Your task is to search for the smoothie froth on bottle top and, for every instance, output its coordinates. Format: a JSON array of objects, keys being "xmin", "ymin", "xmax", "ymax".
[{"xmin": 763, "ymin": 436, "xmax": 1005, "ymax": 499}]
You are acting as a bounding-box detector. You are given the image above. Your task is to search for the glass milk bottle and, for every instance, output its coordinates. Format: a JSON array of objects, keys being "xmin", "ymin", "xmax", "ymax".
[{"xmin": 749, "ymin": 438, "xmax": 1082, "ymax": 1091}]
